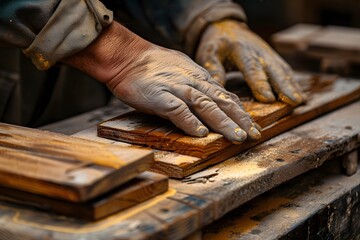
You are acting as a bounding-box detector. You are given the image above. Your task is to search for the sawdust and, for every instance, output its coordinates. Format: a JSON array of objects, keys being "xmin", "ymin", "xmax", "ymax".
[
  {"xmin": 154, "ymin": 151, "xmax": 200, "ymax": 165},
  {"xmin": 175, "ymin": 132, "xmax": 224, "ymax": 147}
]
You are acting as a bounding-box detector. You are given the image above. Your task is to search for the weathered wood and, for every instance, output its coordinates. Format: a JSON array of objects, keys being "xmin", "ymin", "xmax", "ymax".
[
  {"xmin": 171, "ymin": 101, "xmax": 360, "ymax": 218},
  {"xmin": 1, "ymin": 100, "xmax": 360, "ymax": 240},
  {"xmin": 202, "ymin": 159, "xmax": 360, "ymax": 240},
  {"xmin": 342, "ymin": 150, "xmax": 358, "ymax": 176},
  {"xmin": 0, "ymin": 172, "xmax": 168, "ymax": 221},
  {"xmin": 98, "ymin": 73, "xmax": 360, "ymax": 178},
  {"xmin": 0, "ymin": 123, "xmax": 153, "ymax": 202}
]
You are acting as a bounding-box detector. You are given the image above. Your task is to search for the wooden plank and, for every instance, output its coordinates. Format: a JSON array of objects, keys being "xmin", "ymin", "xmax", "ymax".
[
  {"xmin": 0, "ymin": 172, "xmax": 168, "ymax": 221},
  {"xmin": 97, "ymin": 73, "xmax": 360, "ymax": 178},
  {"xmin": 99, "ymin": 73, "xmax": 312, "ymax": 159},
  {"xmin": 0, "ymin": 123, "xmax": 153, "ymax": 202},
  {"xmin": 0, "ymin": 100, "xmax": 360, "ymax": 240},
  {"xmin": 202, "ymin": 160, "xmax": 360, "ymax": 240},
  {"xmin": 171, "ymin": 101, "xmax": 360, "ymax": 218},
  {"xmin": 153, "ymin": 75, "xmax": 360, "ymax": 178}
]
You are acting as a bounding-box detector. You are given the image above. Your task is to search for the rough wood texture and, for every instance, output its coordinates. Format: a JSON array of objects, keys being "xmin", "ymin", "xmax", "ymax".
[
  {"xmin": 0, "ymin": 123, "xmax": 153, "ymax": 202},
  {"xmin": 98, "ymin": 73, "xmax": 360, "ymax": 178},
  {"xmin": 0, "ymin": 172, "xmax": 168, "ymax": 221},
  {"xmin": 1, "ymin": 100, "xmax": 360, "ymax": 240},
  {"xmin": 202, "ymin": 162, "xmax": 360, "ymax": 240}
]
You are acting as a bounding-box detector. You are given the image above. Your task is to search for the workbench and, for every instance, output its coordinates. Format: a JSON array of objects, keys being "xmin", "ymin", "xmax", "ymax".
[{"xmin": 0, "ymin": 96, "xmax": 359, "ymax": 239}]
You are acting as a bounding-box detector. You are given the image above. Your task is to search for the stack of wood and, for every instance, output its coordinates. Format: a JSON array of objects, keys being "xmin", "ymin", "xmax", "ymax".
[
  {"xmin": 272, "ymin": 24, "xmax": 360, "ymax": 75},
  {"xmin": 0, "ymin": 124, "xmax": 168, "ymax": 220}
]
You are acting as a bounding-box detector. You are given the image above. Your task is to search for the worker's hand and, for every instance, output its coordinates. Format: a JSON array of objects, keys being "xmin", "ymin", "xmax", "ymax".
[
  {"xmin": 63, "ymin": 22, "xmax": 261, "ymax": 143},
  {"xmin": 196, "ymin": 20, "xmax": 304, "ymax": 106}
]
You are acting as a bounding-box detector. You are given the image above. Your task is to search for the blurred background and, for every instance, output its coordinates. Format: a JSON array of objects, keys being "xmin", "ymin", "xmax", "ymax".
[{"xmin": 237, "ymin": 0, "xmax": 360, "ymax": 42}]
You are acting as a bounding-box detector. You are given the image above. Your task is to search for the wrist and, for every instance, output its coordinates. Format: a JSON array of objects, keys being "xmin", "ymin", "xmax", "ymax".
[{"xmin": 62, "ymin": 21, "xmax": 151, "ymax": 84}]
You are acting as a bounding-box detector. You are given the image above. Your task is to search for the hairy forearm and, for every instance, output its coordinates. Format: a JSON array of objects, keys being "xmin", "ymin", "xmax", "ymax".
[{"xmin": 62, "ymin": 21, "xmax": 150, "ymax": 84}]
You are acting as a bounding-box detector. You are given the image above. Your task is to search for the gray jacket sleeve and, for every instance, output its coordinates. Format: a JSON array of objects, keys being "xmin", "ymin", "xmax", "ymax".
[
  {"xmin": 113, "ymin": 0, "xmax": 246, "ymax": 56},
  {"xmin": 0, "ymin": 0, "xmax": 113, "ymax": 70}
]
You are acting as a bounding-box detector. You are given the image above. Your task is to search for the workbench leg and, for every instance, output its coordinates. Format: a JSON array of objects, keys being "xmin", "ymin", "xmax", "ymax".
[
  {"xmin": 341, "ymin": 150, "xmax": 358, "ymax": 176},
  {"xmin": 183, "ymin": 230, "xmax": 202, "ymax": 240}
]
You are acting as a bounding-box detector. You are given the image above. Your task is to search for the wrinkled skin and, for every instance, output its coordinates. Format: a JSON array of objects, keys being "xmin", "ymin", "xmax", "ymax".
[
  {"xmin": 196, "ymin": 20, "xmax": 305, "ymax": 106},
  {"xmin": 64, "ymin": 22, "xmax": 261, "ymax": 143}
]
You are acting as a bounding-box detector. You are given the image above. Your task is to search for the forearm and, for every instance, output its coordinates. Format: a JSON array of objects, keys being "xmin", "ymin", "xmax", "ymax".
[{"xmin": 62, "ymin": 21, "xmax": 151, "ymax": 86}]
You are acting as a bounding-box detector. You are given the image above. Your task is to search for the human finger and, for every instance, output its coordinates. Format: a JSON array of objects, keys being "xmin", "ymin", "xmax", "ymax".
[
  {"xmin": 153, "ymin": 92, "xmax": 209, "ymax": 137},
  {"xmin": 194, "ymin": 80, "xmax": 261, "ymax": 140},
  {"xmin": 231, "ymin": 47, "xmax": 276, "ymax": 103},
  {"xmin": 173, "ymin": 86, "xmax": 248, "ymax": 144}
]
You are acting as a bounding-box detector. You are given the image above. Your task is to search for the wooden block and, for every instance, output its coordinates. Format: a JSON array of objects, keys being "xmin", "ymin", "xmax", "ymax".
[
  {"xmin": 0, "ymin": 172, "xmax": 168, "ymax": 221},
  {"xmin": 98, "ymin": 73, "xmax": 360, "ymax": 178},
  {"xmin": 98, "ymin": 92, "xmax": 294, "ymax": 160},
  {"xmin": 97, "ymin": 72, "xmax": 331, "ymax": 160},
  {"xmin": 0, "ymin": 123, "xmax": 153, "ymax": 202}
]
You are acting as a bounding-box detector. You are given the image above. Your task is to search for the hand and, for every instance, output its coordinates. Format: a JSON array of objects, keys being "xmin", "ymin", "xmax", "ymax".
[
  {"xmin": 63, "ymin": 22, "xmax": 261, "ymax": 143},
  {"xmin": 196, "ymin": 20, "xmax": 304, "ymax": 106}
]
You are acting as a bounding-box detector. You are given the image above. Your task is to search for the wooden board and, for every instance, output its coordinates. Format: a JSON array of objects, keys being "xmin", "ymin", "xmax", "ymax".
[
  {"xmin": 98, "ymin": 74, "xmax": 305, "ymax": 159},
  {"xmin": 202, "ymin": 160, "xmax": 360, "ymax": 240},
  {"xmin": 0, "ymin": 171, "xmax": 168, "ymax": 221},
  {"xmin": 155, "ymin": 75, "xmax": 360, "ymax": 178},
  {"xmin": 1, "ymin": 100, "xmax": 360, "ymax": 240},
  {"xmin": 0, "ymin": 123, "xmax": 153, "ymax": 202},
  {"xmin": 97, "ymin": 73, "xmax": 360, "ymax": 178}
]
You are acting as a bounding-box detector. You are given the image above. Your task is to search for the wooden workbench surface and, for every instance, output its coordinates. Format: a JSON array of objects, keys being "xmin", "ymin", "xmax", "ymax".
[{"xmin": 1, "ymin": 98, "xmax": 359, "ymax": 239}]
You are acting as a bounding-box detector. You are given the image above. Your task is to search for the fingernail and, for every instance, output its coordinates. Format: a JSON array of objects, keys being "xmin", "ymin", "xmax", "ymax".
[
  {"xmin": 196, "ymin": 126, "xmax": 209, "ymax": 137},
  {"xmin": 255, "ymin": 91, "xmax": 275, "ymax": 103},
  {"xmin": 249, "ymin": 127, "xmax": 261, "ymax": 140},
  {"xmin": 234, "ymin": 127, "xmax": 247, "ymax": 142},
  {"xmin": 293, "ymin": 92, "xmax": 303, "ymax": 105}
]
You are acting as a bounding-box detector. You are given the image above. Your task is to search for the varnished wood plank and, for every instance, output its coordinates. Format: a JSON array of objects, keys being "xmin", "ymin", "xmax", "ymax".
[
  {"xmin": 0, "ymin": 123, "xmax": 153, "ymax": 202},
  {"xmin": 0, "ymin": 172, "xmax": 168, "ymax": 221}
]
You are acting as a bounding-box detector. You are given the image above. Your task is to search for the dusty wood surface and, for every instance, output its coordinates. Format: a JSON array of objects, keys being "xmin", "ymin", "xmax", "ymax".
[
  {"xmin": 0, "ymin": 123, "xmax": 153, "ymax": 202},
  {"xmin": 98, "ymin": 73, "xmax": 360, "ymax": 178},
  {"xmin": 202, "ymin": 160, "xmax": 360, "ymax": 240},
  {"xmin": 1, "ymin": 100, "xmax": 359, "ymax": 240},
  {"xmin": 0, "ymin": 172, "xmax": 168, "ymax": 221}
]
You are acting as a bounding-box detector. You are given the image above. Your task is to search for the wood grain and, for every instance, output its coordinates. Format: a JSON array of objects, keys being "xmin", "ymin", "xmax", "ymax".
[
  {"xmin": 98, "ymin": 85, "xmax": 294, "ymax": 160},
  {"xmin": 97, "ymin": 73, "xmax": 360, "ymax": 178},
  {"xmin": 0, "ymin": 123, "xmax": 153, "ymax": 202},
  {"xmin": 0, "ymin": 172, "xmax": 168, "ymax": 221},
  {"xmin": 1, "ymin": 99, "xmax": 360, "ymax": 240}
]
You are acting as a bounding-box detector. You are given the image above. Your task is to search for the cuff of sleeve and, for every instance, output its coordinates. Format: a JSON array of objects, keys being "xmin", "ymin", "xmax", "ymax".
[
  {"xmin": 23, "ymin": 0, "xmax": 113, "ymax": 70},
  {"xmin": 184, "ymin": 1, "xmax": 247, "ymax": 56}
]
